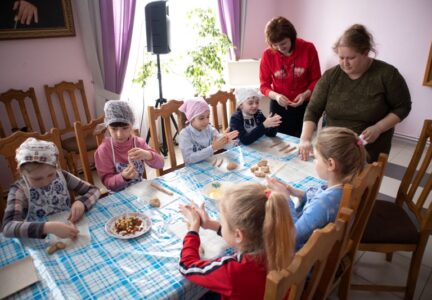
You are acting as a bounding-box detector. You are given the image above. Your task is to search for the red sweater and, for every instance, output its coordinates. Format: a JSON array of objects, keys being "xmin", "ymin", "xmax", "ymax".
[
  {"xmin": 259, "ymin": 38, "xmax": 321, "ymax": 102},
  {"xmin": 179, "ymin": 232, "xmax": 267, "ymax": 300}
]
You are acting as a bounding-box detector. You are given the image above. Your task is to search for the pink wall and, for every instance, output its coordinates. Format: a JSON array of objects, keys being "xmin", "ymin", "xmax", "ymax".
[
  {"xmin": 242, "ymin": 0, "xmax": 432, "ymax": 139},
  {"xmin": 0, "ymin": 0, "xmax": 94, "ymax": 130}
]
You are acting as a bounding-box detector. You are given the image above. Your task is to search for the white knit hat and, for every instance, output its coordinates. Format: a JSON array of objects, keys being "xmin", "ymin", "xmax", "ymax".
[
  {"xmin": 235, "ymin": 88, "xmax": 261, "ymax": 107},
  {"xmin": 104, "ymin": 100, "xmax": 135, "ymax": 126},
  {"xmin": 15, "ymin": 138, "xmax": 59, "ymax": 168}
]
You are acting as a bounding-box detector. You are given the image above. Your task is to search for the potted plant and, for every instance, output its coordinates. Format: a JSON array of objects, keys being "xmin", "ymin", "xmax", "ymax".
[{"xmin": 184, "ymin": 8, "xmax": 233, "ymax": 96}]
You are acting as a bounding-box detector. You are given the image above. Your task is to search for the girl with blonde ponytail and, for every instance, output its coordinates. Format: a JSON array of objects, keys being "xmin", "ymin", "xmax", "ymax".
[
  {"xmin": 179, "ymin": 182, "xmax": 295, "ymax": 299},
  {"xmin": 269, "ymin": 126, "xmax": 367, "ymax": 250}
]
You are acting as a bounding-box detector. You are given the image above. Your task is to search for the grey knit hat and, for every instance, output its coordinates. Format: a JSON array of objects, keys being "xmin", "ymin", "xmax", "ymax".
[{"xmin": 104, "ymin": 100, "xmax": 135, "ymax": 126}]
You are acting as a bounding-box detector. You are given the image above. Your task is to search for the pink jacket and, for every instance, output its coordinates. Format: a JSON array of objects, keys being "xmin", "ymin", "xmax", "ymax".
[{"xmin": 94, "ymin": 136, "xmax": 164, "ymax": 191}]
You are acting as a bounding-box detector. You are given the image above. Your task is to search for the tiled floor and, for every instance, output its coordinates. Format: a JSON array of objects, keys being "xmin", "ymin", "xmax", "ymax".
[{"xmin": 341, "ymin": 137, "xmax": 432, "ymax": 300}]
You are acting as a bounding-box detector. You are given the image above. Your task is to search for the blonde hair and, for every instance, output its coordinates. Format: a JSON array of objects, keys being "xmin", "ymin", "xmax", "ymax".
[
  {"xmin": 316, "ymin": 127, "xmax": 367, "ymax": 183},
  {"xmin": 220, "ymin": 182, "xmax": 295, "ymax": 271},
  {"xmin": 333, "ymin": 24, "xmax": 376, "ymax": 55}
]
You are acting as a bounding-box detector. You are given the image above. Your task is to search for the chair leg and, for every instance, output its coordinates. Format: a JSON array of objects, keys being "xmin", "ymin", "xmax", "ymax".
[
  {"xmin": 404, "ymin": 247, "xmax": 425, "ymax": 300},
  {"xmin": 338, "ymin": 264, "xmax": 353, "ymax": 300},
  {"xmin": 386, "ymin": 252, "xmax": 393, "ymax": 262}
]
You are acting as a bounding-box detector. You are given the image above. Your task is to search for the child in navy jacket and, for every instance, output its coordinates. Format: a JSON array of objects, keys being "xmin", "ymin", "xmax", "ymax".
[{"xmin": 230, "ymin": 88, "xmax": 281, "ymax": 145}]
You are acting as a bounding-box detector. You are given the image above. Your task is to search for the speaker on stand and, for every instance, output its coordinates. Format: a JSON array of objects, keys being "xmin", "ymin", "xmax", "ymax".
[{"xmin": 145, "ymin": 0, "xmax": 178, "ymax": 156}]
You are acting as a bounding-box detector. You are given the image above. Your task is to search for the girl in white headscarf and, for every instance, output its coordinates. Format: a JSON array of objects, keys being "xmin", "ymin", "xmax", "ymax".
[{"xmin": 2, "ymin": 138, "xmax": 100, "ymax": 239}]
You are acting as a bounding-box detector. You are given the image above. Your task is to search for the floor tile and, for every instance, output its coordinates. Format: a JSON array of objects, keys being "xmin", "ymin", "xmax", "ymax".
[
  {"xmin": 352, "ymin": 251, "xmax": 431, "ymax": 300},
  {"xmin": 418, "ymin": 271, "xmax": 432, "ymax": 300},
  {"xmin": 379, "ymin": 176, "xmax": 400, "ymax": 198},
  {"xmin": 390, "ymin": 147, "xmax": 416, "ymax": 167}
]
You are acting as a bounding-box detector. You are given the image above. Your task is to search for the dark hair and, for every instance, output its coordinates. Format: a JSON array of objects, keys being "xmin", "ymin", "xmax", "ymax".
[
  {"xmin": 333, "ymin": 24, "xmax": 376, "ymax": 55},
  {"xmin": 108, "ymin": 122, "xmax": 130, "ymax": 128},
  {"xmin": 316, "ymin": 127, "xmax": 367, "ymax": 183},
  {"xmin": 265, "ymin": 16, "xmax": 297, "ymax": 50}
]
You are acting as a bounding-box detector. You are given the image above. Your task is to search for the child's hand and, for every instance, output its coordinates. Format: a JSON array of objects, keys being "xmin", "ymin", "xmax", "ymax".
[
  {"xmin": 128, "ymin": 148, "xmax": 153, "ymax": 161},
  {"xmin": 179, "ymin": 204, "xmax": 201, "ymax": 232},
  {"xmin": 44, "ymin": 221, "xmax": 79, "ymax": 239},
  {"xmin": 266, "ymin": 177, "xmax": 290, "ymax": 199},
  {"xmin": 121, "ymin": 164, "xmax": 138, "ymax": 180},
  {"xmin": 212, "ymin": 136, "xmax": 228, "ymax": 151},
  {"xmin": 194, "ymin": 202, "xmax": 220, "ymax": 231},
  {"xmin": 68, "ymin": 201, "xmax": 85, "ymax": 223},
  {"xmin": 222, "ymin": 128, "xmax": 239, "ymax": 141},
  {"xmin": 263, "ymin": 113, "xmax": 282, "ymax": 128}
]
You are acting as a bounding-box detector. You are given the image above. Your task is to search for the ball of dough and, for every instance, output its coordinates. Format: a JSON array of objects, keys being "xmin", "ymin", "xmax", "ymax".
[
  {"xmin": 254, "ymin": 170, "xmax": 266, "ymax": 178},
  {"xmin": 261, "ymin": 166, "xmax": 270, "ymax": 173},
  {"xmin": 257, "ymin": 160, "xmax": 268, "ymax": 167},
  {"xmin": 227, "ymin": 162, "xmax": 238, "ymax": 170},
  {"xmin": 47, "ymin": 244, "xmax": 58, "ymax": 255},
  {"xmin": 149, "ymin": 198, "xmax": 161, "ymax": 208},
  {"xmin": 56, "ymin": 241, "xmax": 66, "ymax": 249}
]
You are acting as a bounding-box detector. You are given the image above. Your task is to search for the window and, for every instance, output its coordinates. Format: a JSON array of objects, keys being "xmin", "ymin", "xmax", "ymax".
[{"xmin": 123, "ymin": 0, "xmax": 220, "ymax": 135}]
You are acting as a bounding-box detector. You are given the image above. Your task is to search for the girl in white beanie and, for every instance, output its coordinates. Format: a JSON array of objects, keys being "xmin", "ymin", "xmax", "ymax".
[
  {"xmin": 230, "ymin": 88, "xmax": 282, "ymax": 145},
  {"xmin": 2, "ymin": 138, "xmax": 100, "ymax": 239}
]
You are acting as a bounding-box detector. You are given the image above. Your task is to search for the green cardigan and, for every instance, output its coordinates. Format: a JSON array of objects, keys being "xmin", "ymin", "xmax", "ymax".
[{"xmin": 304, "ymin": 59, "xmax": 411, "ymax": 161}]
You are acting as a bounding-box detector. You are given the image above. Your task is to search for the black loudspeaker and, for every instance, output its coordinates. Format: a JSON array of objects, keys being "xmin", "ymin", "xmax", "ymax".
[{"xmin": 145, "ymin": 1, "xmax": 170, "ymax": 54}]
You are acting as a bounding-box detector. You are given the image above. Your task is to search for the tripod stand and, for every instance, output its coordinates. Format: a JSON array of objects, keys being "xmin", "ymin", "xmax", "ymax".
[{"xmin": 146, "ymin": 54, "xmax": 179, "ymax": 156}]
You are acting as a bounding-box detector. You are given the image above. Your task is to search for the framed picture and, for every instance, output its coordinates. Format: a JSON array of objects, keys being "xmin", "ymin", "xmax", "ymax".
[
  {"xmin": 0, "ymin": 0, "xmax": 75, "ymax": 40},
  {"xmin": 423, "ymin": 42, "xmax": 432, "ymax": 87}
]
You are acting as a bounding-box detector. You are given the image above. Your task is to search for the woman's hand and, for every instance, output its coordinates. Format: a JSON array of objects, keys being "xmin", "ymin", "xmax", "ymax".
[
  {"xmin": 13, "ymin": 0, "xmax": 38, "ymax": 25},
  {"xmin": 44, "ymin": 221, "xmax": 79, "ymax": 239},
  {"xmin": 361, "ymin": 124, "xmax": 382, "ymax": 144},
  {"xmin": 298, "ymin": 138, "xmax": 313, "ymax": 161},
  {"xmin": 68, "ymin": 201, "xmax": 85, "ymax": 223},
  {"xmin": 263, "ymin": 113, "xmax": 282, "ymax": 128},
  {"xmin": 179, "ymin": 204, "xmax": 201, "ymax": 232},
  {"xmin": 289, "ymin": 90, "xmax": 311, "ymax": 107},
  {"xmin": 275, "ymin": 93, "xmax": 290, "ymax": 109},
  {"xmin": 128, "ymin": 148, "xmax": 152, "ymax": 161},
  {"xmin": 121, "ymin": 164, "xmax": 138, "ymax": 180}
]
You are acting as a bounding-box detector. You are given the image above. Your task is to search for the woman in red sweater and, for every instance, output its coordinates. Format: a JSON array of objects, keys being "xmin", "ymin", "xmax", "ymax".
[
  {"xmin": 179, "ymin": 182, "xmax": 295, "ymax": 299},
  {"xmin": 260, "ymin": 16, "xmax": 321, "ymax": 137}
]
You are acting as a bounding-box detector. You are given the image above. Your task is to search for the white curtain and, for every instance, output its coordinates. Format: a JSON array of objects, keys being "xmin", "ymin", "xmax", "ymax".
[{"xmin": 73, "ymin": 0, "xmax": 120, "ymax": 116}]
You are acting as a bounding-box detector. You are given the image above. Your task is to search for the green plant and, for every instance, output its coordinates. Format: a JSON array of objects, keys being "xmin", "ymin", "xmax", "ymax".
[
  {"xmin": 133, "ymin": 53, "xmax": 156, "ymax": 87},
  {"xmin": 185, "ymin": 8, "xmax": 233, "ymax": 96}
]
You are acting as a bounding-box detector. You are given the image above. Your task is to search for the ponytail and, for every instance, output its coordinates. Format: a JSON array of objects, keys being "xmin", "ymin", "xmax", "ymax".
[{"xmin": 263, "ymin": 191, "xmax": 296, "ymax": 271}]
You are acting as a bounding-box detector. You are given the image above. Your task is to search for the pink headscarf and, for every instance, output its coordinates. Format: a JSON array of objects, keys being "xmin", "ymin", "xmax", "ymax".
[{"xmin": 179, "ymin": 97, "xmax": 210, "ymax": 123}]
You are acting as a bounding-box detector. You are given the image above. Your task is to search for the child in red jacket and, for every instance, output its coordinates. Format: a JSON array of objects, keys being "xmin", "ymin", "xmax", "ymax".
[{"xmin": 179, "ymin": 182, "xmax": 295, "ymax": 300}]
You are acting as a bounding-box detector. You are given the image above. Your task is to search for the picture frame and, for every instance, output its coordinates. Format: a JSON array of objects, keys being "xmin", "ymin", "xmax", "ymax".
[
  {"xmin": 423, "ymin": 42, "xmax": 432, "ymax": 87},
  {"xmin": 0, "ymin": 0, "xmax": 75, "ymax": 40}
]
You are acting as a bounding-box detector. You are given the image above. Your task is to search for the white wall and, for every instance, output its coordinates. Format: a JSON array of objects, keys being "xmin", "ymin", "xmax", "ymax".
[{"xmin": 242, "ymin": 0, "xmax": 432, "ymax": 139}]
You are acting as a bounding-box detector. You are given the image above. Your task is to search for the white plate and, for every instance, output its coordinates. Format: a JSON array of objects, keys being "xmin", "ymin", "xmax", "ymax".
[
  {"xmin": 202, "ymin": 181, "xmax": 233, "ymax": 201},
  {"xmin": 105, "ymin": 212, "xmax": 151, "ymax": 239}
]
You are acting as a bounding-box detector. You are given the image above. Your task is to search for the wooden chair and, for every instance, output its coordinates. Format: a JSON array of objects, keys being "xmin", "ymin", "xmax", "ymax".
[
  {"xmin": 353, "ymin": 119, "xmax": 432, "ymax": 300},
  {"xmin": 74, "ymin": 117, "xmax": 145, "ymax": 185},
  {"xmin": 148, "ymin": 100, "xmax": 185, "ymax": 176},
  {"xmin": 0, "ymin": 128, "xmax": 68, "ymax": 221},
  {"xmin": 44, "ymin": 80, "xmax": 96, "ymax": 175},
  {"xmin": 322, "ymin": 153, "xmax": 388, "ymax": 300},
  {"xmin": 0, "ymin": 87, "xmax": 46, "ymax": 137},
  {"xmin": 264, "ymin": 209, "xmax": 353, "ymax": 300},
  {"xmin": 205, "ymin": 90, "xmax": 236, "ymax": 132}
]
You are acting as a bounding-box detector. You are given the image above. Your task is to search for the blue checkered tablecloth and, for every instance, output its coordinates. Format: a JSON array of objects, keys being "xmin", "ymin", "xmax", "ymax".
[{"xmin": 0, "ymin": 134, "xmax": 324, "ymax": 299}]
